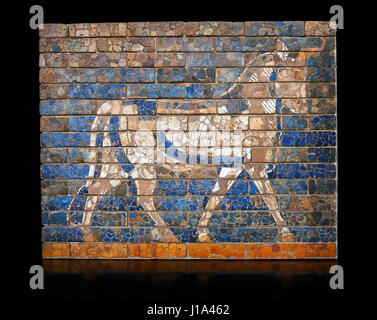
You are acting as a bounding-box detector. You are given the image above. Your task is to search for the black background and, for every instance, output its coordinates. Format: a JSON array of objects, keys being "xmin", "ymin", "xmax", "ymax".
[{"xmin": 6, "ymin": 0, "xmax": 361, "ymax": 315}]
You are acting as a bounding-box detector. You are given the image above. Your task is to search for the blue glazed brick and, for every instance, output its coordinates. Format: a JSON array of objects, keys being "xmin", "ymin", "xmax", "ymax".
[
  {"xmin": 127, "ymin": 84, "xmax": 186, "ymax": 98},
  {"xmin": 215, "ymin": 37, "xmax": 275, "ymax": 51},
  {"xmin": 187, "ymin": 84, "xmax": 234, "ymax": 98},
  {"xmin": 68, "ymin": 211, "xmax": 83, "ymax": 225},
  {"xmin": 42, "ymin": 211, "xmax": 68, "ymax": 225},
  {"xmin": 69, "ymin": 116, "xmax": 96, "ymax": 131},
  {"xmin": 309, "ymin": 179, "xmax": 336, "ymax": 194},
  {"xmin": 187, "ymin": 53, "xmax": 244, "ymax": 67},
  {"xmin": 188, "ymin": 180, "xmax": 216, "ymax": 195},
  {"xmin": 217, "ymin": 99, "xmax": 249, "ymax": 113},
  {"xmin": 306, "ymin": 67, "xmax": 335, "ymax": 82},
  {"xmin": 130, "ymin": 99, "xmax": 156, "ymax": 115},
  {"xmin": 281, "ymin": 211, "xmax": 336, "ymax": 226},
  {"xmin": 279, "ymin": 131, "xmax": 336, "ymax": 147},
  {"xmin": 278, "ymin": 116, "xmax": 308, "ymax": 130},
  {"xmin": 307, "ymin": 148, "xmax": 336, "ymax": 162},
  {"xmin": 275, "ymin": 164, "xmax": 336, "ymax": 178},
  {"xmin": 41, "ymin": 133, "xmax": 90, "ymax": 147},
  {"xmin": 97, "ymin": 68, "xmax": 155, "ymax": 83},
  {"xmin": 41, "ymin": 164, "xmax": 89, "ymax": 178},
  {"xmin": 40, "ymin": 100, "xmax": 98, "ymax": 115},
  {"xmin": 274, "ymin": 21, "xmax": 304, "ymax": 35},
  {"xmin": 307, "ymin": 52, "xmax": 335, "ymax": 66},
  {"xmin": 41, "ymin": 211, "xmax": 49, "ymax": 225},
  {"xmin": 115, "ymin": 228, "xmax": 152, "ymax": 242},
  {"xmin": 187, "ymin": 212, "xmax": 202, "ymax": 226},
  {"xmin": 278, "ymin": 37, "xmax": 335, "ymax": 51},
  {"xmin": 207, "ymin": 211, "xmax": 275, "ymax": 227},
  {"xmin": 157, "ymin": 68, "xmax": 215, "ymax": 82},
  {"xmin": 269, "ymin": 180, "xmax": 308, "ymax": 194},
  {"xmin": 68, "ymin": 84, "xmax": 126, "ymax": 99},
  {"xmin": 284, "ymin": 227, "xmax": 336, "ymax": 242},
  {"xmin": 311, "ymin": 115, "xmax": 336, "ymax": 130},
  {"xmin": 49, "ymin": 212, "xmax": 68, "ymax": 225},
  {"xmin": 216, "ymin": 227, "xmax": 277, "ymax": 242},
  {"xmin": 97, "ymin": 196, "xmax": 143, "ymax": 211},
  {"xmin": 160, "ymin": 212, "xmax": 187, "ymax": 226},
  {"xmin": 69, "ymin": 195, "xmax": 87, "ymax": 210},
  {"xmin": 220, "ymin": 196, "xmax": 268, "ymax": 210},
  {"xmin": 226, "ymin": 181, "xmax": 249, "ymax": 195},
  {"xmin": 155, "ymin": 180, "xmax": 188, "ymax": 196},
  {"xmin": 128, "ymin": 212, "xmax": 155, "ymax": 226},
  {"xmin": 42, "ymin": 227, "xmax": 84, "ymax": 242},
  {"xmin": 92, "ymin": 227, "xmax": 121, "ymax": 242},
  {"xmin": 41, "ymin": 196, "xmax": 73, "ymax": 210},
  {"xmin": 90, "ymin": 212, "xmax": 127, "ymax": 226},
  {"xmin": 156, "ymin": 196, "xmax": 208, "ymax": 211},
  {"xmin": 171, "ymin": 227, "xmax": 198, "ymax": 242}
]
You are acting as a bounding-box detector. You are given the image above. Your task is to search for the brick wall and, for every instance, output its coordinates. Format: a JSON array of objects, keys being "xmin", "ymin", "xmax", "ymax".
[{"xmin": 40, "ymin": 21, "xmax": 337, "ymax": 259}]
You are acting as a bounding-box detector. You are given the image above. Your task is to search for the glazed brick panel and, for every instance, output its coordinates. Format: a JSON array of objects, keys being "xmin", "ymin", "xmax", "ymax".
[{"xmin": 40, "ymin": 21, "xmax": 337, "ymax": 259}]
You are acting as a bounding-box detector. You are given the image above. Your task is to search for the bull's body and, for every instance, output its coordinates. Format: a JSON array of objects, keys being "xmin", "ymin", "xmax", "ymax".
[{"xmin": 69, "ymin": 52, "xmax": 299, "ymax": 242}]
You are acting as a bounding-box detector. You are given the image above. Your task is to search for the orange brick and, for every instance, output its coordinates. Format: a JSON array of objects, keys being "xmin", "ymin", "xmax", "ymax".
[
  {"xmin": 222, "ymin": 244, "xmax": 246, "ymax": 258},
  {"xmin": 246, "ymin": 243, "xmax": 336, "ymax": 259},
  {"xmin": 168, "ymin": 243, "xmax": 186, "ymax": 258},
  {"xmin": 128, "ymin": 243, "xmax": 186, "ymax": 258},
  {"xmin": 305, "ymin": 243, "xmax": 336, "ymax": 258},
  {"xmin": 42, "ymin": 243, "xmax": 70, "ymax": 258},
  {"xmin": 187, "ymin": 244, "xmax": 246, "ymax": 259},
  {"xmin": 246, "ymin": 244, "xmax": 264, "ymax": 258},
  {"xmin": 70, "ymin": 243, "xmax": 128, "ymax": 258}
]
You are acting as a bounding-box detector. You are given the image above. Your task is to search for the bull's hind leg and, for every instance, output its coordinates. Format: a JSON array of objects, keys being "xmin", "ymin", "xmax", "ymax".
[
  {"xmin": 71, "ymin": 109, "xmax": 125, "ymax": 225},
  {"xmin": 136, "ymin": 194, "xmax": 179, "ymax": 242},
  {"xmin": 196, "ymin": 165, "xmax": 287, "ymax": 242}
]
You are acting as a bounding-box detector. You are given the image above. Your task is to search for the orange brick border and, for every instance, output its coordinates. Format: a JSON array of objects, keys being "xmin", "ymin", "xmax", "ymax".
[{"xmin": 42, "ymin": 243, "xmax": 336, "ymax": 259}]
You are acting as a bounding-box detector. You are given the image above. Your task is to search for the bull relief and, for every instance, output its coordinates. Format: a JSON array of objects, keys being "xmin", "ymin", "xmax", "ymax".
[{"xmin": 40, "ymin": 21, "xmax": 337, "ymax": 259}]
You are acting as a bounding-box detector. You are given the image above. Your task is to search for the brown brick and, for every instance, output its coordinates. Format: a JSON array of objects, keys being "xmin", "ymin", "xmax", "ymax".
[
  {"xmin": 127, "ymin": 53, "xmax": 186, "ymax": 67},
  {"xmin": 69, "ymin": 23, "xmax": 127, "ymax": 37},
  {"xmin": 273, "ymin": 83, "xmax": 306, "ymax": 98},
  {"xmin": 40, "ymin": 69, "xmax": 70, "ymax": 83},
  {"xmin": 40, "ymin": 116, "xmax": 68, "ymax": 131},
  {"xmin": 39, "ymin": 53, "xmax": 68, "ymax": 68},
  {"xmin": 186, "ymin": 22, "xmax": 244, "ymax": 36},
  {"xmin": 39, "ymin": 38, "xmax": 65, "ymax": 52},
  {"xmin": 96, "ymin": 38, "xmax": 155, "ymax": 52},
  {"xmin": 305, "ymin": 21, "xmax": 336, "ymax": 36},
  {"xmin": 69, "ymin": 53, "xmax": 127, "ymax": 67},
  {"xmin": 128, "ymin": 22, "xmax": 184, "ymax": 36},
  {"xmin": 65, "ymin": 38, "xmax": 96, "ymax": 52},
  {"xmin": 40, "ymin": 84, "xmax": 68, "ymax": 99},
  {"xmin": 39, "ymin": 24, "xmax": 68, "ymax": 37},
  {"xmin": 252, "ymin": 148, "xmax": 275, "ymax": 162},
  {"xmin": 249, "ymin": 115, "xmax": 277, "ymax": 130},
  {"xmin": 277, "ymin": 67, "xmax": 307, "ymax": 81}
]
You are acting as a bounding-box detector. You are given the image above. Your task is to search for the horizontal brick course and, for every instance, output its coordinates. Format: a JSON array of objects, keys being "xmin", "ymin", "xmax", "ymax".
[{"xmin": 42, "ymin": 242, "xmax": 336, "ymax": 259}]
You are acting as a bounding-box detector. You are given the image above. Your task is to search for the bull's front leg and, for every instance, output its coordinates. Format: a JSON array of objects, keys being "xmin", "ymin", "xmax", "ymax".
[{"xmin": 197, "ymin": 166, "xmax": 244, "ymax": 242}]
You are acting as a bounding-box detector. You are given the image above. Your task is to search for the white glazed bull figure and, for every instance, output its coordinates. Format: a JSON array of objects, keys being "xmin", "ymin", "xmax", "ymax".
[{"xmin": 69, "ymin": 52, "xmax": 301, "ymax": 242}]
